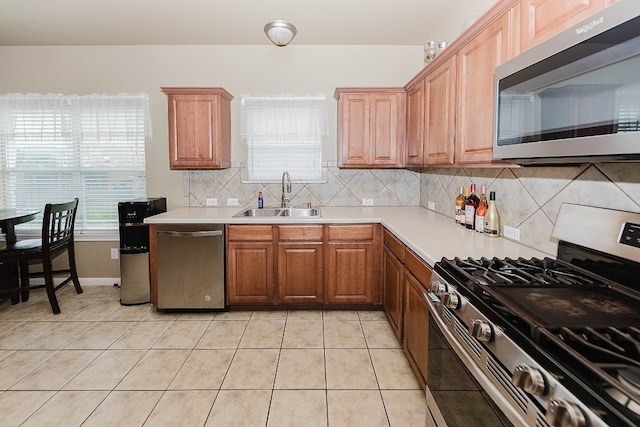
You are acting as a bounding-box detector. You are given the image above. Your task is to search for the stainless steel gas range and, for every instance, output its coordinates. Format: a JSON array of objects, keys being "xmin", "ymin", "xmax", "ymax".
[{"xmin": 425, "ymin": 203, "xmax": 640, "ymax": 427}]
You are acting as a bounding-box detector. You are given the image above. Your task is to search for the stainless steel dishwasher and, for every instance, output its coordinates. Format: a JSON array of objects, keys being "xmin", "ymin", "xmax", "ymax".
[{"xmin": 156, "ymin": 224, "xmax": 225, "ymax": 310}]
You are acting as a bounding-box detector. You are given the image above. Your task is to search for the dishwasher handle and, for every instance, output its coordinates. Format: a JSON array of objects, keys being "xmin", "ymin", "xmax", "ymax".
[{"xmin": 157, "ymin": 230, "xmax": 223, "ymax": 238}]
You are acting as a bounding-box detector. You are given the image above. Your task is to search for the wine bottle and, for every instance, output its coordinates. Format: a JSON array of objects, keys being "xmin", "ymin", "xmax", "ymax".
[
  {"xmin": 463, "ymin": 183, "xmax": 479, "ymax": 229},
  {"xmin": 484, "ymin": 191, "xmax": 500, "ymax": 237},
  {"xmin": 475, "ymin": 184, "xmax": 487, "ymax": 232},
  {"xmin": 460, "ymin": 187, "xmax": 470, "ymax": 227},
  {"xmin": 455, "ymin": 186, "xmax": 465, "ymax": 224}
]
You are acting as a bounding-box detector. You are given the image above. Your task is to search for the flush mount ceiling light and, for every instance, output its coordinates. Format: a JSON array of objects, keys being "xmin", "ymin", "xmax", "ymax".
[{"xmin": 264, "ymin": 20, "xmax": 297, "ymax": 47}]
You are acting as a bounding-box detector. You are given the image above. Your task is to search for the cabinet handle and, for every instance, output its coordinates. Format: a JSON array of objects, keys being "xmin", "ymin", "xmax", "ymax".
[{"xmin": 157, "ymin": 230, "xmax": 223, "ymax": 237}]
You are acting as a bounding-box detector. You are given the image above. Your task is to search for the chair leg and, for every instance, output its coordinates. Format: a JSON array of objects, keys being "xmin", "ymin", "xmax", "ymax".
[
  {"xmin": 42, "ymin": 258, "xmax": 60, "ymax": 314},
  {"xmin": 0, "ymin": 263, "xmax": 20, "ymax": 305},
  {"xmin": 19, "ymin": 260, "xmax": 30, "ymax": 302},
  {"xmin": 67, "ymin": 244, "xmax": 82, "ymax": 294}
]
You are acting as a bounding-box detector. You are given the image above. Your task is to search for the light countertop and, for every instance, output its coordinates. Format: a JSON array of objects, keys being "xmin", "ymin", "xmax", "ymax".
[{"xmin": 145, "ymin": 206, "xmax": 551, "ymax": 266}]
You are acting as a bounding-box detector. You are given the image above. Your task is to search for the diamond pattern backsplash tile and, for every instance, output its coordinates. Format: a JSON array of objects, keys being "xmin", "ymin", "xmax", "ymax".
[
  {"xmin": 184, "ymin": 163, "xmax": 640, "ymax": 256},
  {"xmin": 419, "ymin": 163, "xmax": 640, "ymax": 255},
  {"xmin": 185, "ymin": 166, "xmax": 421, "ymax": 209}
]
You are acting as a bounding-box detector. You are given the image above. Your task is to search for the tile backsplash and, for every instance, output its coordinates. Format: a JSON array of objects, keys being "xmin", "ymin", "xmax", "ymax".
[
  {"xmin": 419, "ymin": 163, "xmax": 640, "ymax": 255},
  {"xmin": 185, "ymin": 166, "xmax": 421, "ymax": 210},
  {"xmin": 184, "ymin": 162, "xmax": 640, "ymax": 256}
]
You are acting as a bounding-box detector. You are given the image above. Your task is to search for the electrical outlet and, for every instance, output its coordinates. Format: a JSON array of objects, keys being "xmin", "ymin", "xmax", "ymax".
[
  {"xmin": 110, "ymin": 248, "xmax": 119, "ymax": 260},
  {"xmin": 503, "ymin": 225, "xmax": 520, "ymax": 241},
  {"xmin": 427, "ymin": 201, "xmax": 436, "ymax": 210},
  {"xmin": 205, "ymin": 198, "xmax": 218, "ymax": 206},
  {"xmin": 227, "ymin": 198, "xmax": 239, "ymax": 206},
  {"xmin": 362, "ymin": 198, "xmax": 374, "ymax": 206}
]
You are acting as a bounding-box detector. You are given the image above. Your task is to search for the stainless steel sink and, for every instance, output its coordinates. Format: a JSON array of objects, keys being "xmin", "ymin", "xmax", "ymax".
[
  {"xmin": 233, "ymin": 206, "xmax": 321, "ymax": 218},
  {"xmin": 233, "ymin": 208, "xmax": 283, "ymax": 217},
  {"xmin": 280, "ymin": 207, "xmax": 321, "ymax": 217}
]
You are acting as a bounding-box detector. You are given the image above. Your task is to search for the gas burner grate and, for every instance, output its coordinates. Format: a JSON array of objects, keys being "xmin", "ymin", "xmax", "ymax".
[{"xmin": 443, "ymin": 256, "xmax": 609, "ymax": 289}]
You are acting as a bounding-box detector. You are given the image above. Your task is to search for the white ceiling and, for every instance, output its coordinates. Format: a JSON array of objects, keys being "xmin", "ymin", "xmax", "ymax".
[{"xmin": 0, "ymin": 0, "xmax": 492, "ymax": 46}]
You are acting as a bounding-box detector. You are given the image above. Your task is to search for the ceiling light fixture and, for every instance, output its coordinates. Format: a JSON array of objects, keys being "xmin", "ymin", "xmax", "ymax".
[{"xmin": 264, "ymin": 20, "xmax": 297, "ymax": 47}]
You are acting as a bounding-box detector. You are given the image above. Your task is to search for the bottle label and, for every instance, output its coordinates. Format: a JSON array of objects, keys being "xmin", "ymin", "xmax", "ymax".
[
  {"xmin": 455, "ymin": 205, "xmax": 460, "ymax": 223},
  {"xmin": 465, "ymin": 206, "xmax": 475, "ymax": 225},
  {"xmin": 475, "ymin": 215, "xmax": 485, "ymax": 232},
  {"xmin": 484, "ymin": 228, "xmax": 499, "ymax": 236}
]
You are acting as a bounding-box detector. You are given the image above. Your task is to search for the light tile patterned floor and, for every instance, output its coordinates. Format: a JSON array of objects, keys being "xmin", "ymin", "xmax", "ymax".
[{"xmin": 0, "ymin": 285, "xmax": 426, "ymax": 426}]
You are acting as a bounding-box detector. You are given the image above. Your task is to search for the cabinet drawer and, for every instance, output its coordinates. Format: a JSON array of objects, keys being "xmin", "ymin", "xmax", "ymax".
[
  {"xmin": 328, "ymin": 224, "xmax": 374, "ymax": 241},
  {"xmin": 278, "ymin": 225, "xmax": 324, "ymax": 241},
  {"xmin": 383, "ymin": 228, "xmax": 405, "ymax": 262},
  {"xmin": 405, "ymin": 249, "xmax": 432, "ymax": 289},
  {"xmin": 227, "ymin": 225, "xmax": 273, "ymax": 241}
]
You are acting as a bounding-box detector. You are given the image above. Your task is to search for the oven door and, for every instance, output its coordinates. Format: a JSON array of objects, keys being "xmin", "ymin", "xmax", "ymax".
[{"xmin": 424, "ymin": 292, "xmax": 513, "ymax": 427}]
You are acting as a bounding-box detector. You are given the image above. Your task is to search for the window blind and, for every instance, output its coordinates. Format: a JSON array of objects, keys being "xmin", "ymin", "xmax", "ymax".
[
  {"xmin": 0, "ymin": 93, "xmax": 150, "ymax": 232},
  {"xmin": 241, "ymin": 95, "xmax": 328, "ymax": 182}
]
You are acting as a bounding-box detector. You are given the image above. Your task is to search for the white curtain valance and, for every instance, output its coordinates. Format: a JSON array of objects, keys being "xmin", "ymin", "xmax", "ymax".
[
  {"xmin": 0, "ymin": 93, "xmax": 152, "ymax": 139},
  {"xmin": 240, "ymin": 95, "xmax": 328, "ymax": 140}
]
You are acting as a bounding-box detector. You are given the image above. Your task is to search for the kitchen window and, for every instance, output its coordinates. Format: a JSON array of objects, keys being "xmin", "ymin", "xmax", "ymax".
[
  {"xmin": 241, "ymin": 95, "xmax": 328, "ymax": 182},
  {"xmin": 0, "ymin": 93, "xmax": 151, "ymax": 235}
]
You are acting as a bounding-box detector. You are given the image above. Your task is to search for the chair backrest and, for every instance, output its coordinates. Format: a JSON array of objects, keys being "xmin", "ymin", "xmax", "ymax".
[{"xmin": 42, "ymin": 198, "xmax": 79, "ymax": 251}]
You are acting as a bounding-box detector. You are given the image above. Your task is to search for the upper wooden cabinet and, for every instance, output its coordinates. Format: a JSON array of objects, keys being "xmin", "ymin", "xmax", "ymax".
[
  {"xmin": 520, "ymin": 0, "xmax": 618, "ymax": 51},
  {"xmin": 424, "ymin": 57, "xmax": 457, "ymax": 166},
  {"xmin": 405, "ymin": 82, "xmax": 424, "ymax": 167},
  {"xmin": 404, "ymin": 2, "xmax": 520, "ymax": 167},
  {"xmin": 161, "ymin": 87, "xmax": 233, "ymax": 170},
  {"xmin": 456, "ymin": 12, "xmax": 518, "ymax": 165},
  {"xmin": 335, "ymin": 88, "xmax": 406, "ymax": 168},
  {"xmin": 405, "ymin": 56, "xmax": 457, "ymax": 167}
]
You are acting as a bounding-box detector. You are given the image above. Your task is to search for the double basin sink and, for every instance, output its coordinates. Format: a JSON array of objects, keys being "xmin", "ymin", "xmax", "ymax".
[{"xmin": 233, "ymin": 206, "xmax": 321, "ymax": 218}]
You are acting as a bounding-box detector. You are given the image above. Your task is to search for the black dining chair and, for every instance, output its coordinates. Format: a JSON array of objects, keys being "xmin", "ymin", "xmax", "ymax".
[{"xmin": 0, "ymin": 198, "xmax": 83, "ymax": 314}]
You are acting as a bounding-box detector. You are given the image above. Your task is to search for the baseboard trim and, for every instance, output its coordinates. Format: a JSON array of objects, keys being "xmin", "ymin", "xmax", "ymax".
[{"xmin": 29, "ymin": 277, "xmax": 121, "ymax": 286}]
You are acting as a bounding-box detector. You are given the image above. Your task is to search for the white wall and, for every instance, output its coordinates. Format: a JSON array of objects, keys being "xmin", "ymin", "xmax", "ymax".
[{"xmin": 0, "ymin": 45, "xmax": 423, "ymax": 210}]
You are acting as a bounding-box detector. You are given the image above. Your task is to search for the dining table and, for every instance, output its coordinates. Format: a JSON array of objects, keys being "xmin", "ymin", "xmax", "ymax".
[
  {"xmin": 0, "ymin": 208, "xmax": 40, "ymax": 244},
  {"xmin": 0, "ymin": 208, "xmax": 40, "ymax": 304}
]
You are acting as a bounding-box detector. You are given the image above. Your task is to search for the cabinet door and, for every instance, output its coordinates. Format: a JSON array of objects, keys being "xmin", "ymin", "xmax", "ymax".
[
  {"xmin": 383, "ymin": 246, "xmax": 404, "ymax": 341},
  {"xmin": 403, "ymin": 270, "xmax": 429, "ymax": 389},
  {"xmin": 326, "ymin": 242, "xmax": 374, "ymax": 303},
  {"xmin": 521, "ymin": 0, "xmax": 617, "ymax": 51},
  {"xmin": 371, "ymin": 93, "xmax": 405, "ymax": 167},
  {"xmin": 424, "ymin": 57, "xmax": 456, "ymax": 166},
  {"xmin": 405, "ymin": 81, "xmax": 425, "ymax": 167},
  {"xmin": 226, "ymin": 241, "xmax": 274, "ymax": 305},
  {"xmin": 277, "ymin": 225, "xmax": 324, "ymax": 304},
  {"xmin": 277, "ymin": 242, "xmax": 323, "ymax": 304},
  {"xmin": 338, "ymin": 94, "xmax": 370, "ymax": 166},
  {"xmin": 456, "ymin": 13, "xmax": 516, "ymax": 165},
  {"xmin": 163, "ymin": 88, "xmax": 232, "ymax": 170}
]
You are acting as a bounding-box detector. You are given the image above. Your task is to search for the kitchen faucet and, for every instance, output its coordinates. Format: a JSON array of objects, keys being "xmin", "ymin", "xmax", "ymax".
[{"xmin": 281, "ymin": 171, "xmax": 292, "ymax": 208}]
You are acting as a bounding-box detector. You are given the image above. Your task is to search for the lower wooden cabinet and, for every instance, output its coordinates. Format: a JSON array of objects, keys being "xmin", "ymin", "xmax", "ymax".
[
  {"xmin": 382, "ymin": 229, "xmax": 405, "ymax": 341},
  {"xmin": 326, "ymin": 224, "xmax": 382, "ymax": 304},
  {"xmin": 226, "ymin": 223, "xmax": 381, "ymax": 307},
  {"xmin": 277, "ymin": 225, "xmax": 324, "ymax": 304},
  {"xmin": 403, "ymin": 250, "xmax": 432, "ymax": 390},
  {"xmin": 226, "ymin": 225, "xmax": 275, "ymax": 305}
]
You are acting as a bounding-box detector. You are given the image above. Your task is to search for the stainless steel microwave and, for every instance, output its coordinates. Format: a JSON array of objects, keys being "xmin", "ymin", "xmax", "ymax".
[{"xmin": 493, "ymin": 0, "xmax": 640, "ymax": 165}]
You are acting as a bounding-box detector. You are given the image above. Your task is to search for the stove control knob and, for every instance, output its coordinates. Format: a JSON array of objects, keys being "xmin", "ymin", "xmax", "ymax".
[
  {"xmin": 431, "ymin": 281, "xmax": 448, "ymax": 297},
  {"xmin": 442, "ymin": 292, "xmax": 462, "ymax": 310},
  {"xmin": 512, "ymin": 365, "xmax": 547, "ymax": 396},
  {"xmin": 545, "ymin": 399, "xmax": 586, "ymax": 427},
  {"xmin": 469, "ymin": 319, "xmax": 494, "ymax": 342}
]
